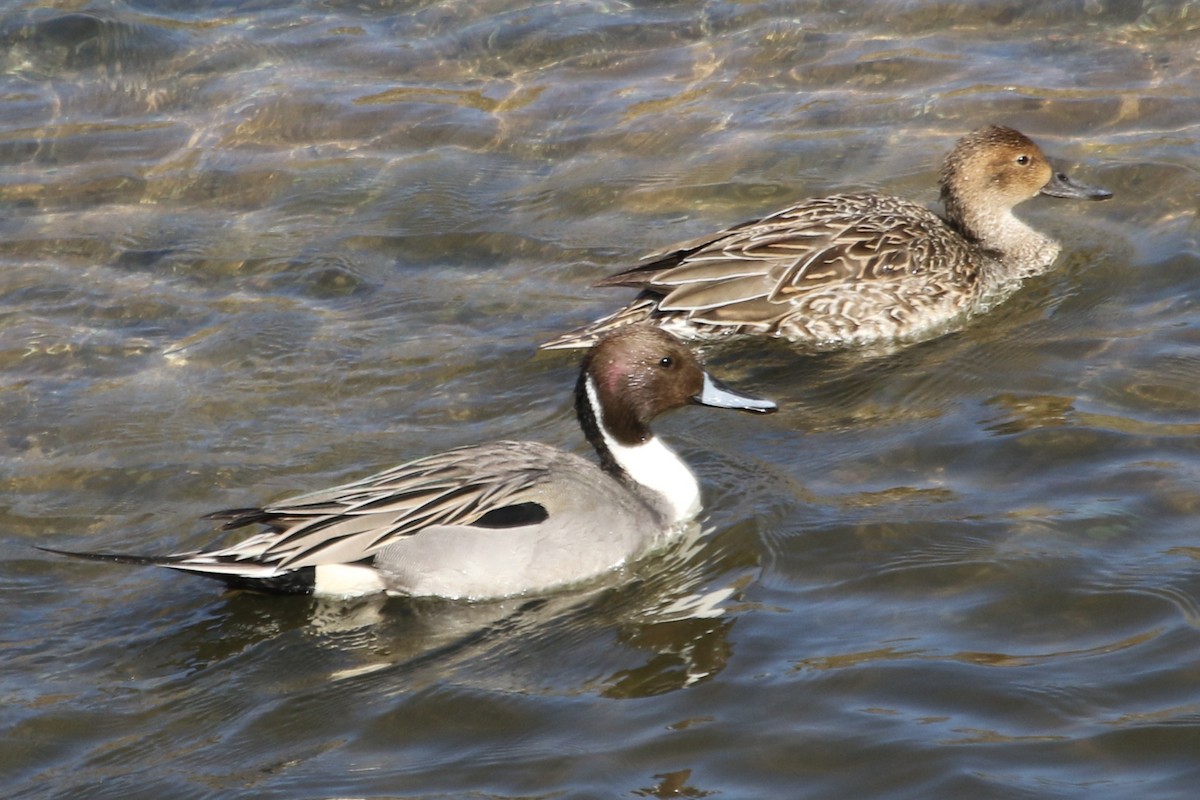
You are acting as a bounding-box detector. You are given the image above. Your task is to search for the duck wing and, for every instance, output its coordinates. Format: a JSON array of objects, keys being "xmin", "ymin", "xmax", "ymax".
[
  {"xmin": 208, "ymin": 441, "xmax": 562, "ymax": 571},
  {"xmin": 596, "ymin": 194, "xmax": 953, "ymax": 329},
  {"xmin": 52, "ymin": 444, "xmax": 557, "ymax": 574},
  {"xmin": 40, "ymin": 442, "xmax": 572, "ymax": 592}
]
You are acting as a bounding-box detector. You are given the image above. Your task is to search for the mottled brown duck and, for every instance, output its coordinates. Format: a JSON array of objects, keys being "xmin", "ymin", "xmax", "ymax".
[{"xmin": 542, "ymin": 126, "xmax": 1111, "ymax": 351}]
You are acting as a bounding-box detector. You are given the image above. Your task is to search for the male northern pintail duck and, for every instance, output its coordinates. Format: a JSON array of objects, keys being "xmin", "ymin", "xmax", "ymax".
[
  {"xmin": 542, "ymin": 125, "xmax": 1111, "ymax": 351},
  {"xmin": 43, "ymin": 327, "xmax": 776, "ymax": 599}
]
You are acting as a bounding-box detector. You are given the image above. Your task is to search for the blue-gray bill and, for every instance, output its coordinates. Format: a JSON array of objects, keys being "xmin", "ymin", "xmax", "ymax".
[
  {"xmin": 693, "ymin": 373, "xmax": 778, "ymax": 414},
  {"xmin": 1039, "ymin": 170, "xmax": 1112, "ymax": 201}
]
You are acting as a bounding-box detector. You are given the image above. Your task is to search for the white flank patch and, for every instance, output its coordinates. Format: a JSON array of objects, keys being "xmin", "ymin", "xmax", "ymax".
[
  {"xmin": 587, "ymin": 378, "xmax": 702, "ymax": 523},
  {"xmin": 314, "ymin": 563, "xmax": 386, "ymax": 599}
]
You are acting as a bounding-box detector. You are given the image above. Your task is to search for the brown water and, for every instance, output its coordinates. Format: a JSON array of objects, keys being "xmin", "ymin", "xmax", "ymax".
[{"xmin": 2, "ymin": 1, "xmax": 1199, "ymax": 798}]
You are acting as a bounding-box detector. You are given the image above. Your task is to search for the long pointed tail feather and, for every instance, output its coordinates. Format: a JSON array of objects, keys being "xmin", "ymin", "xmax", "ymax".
[
  {"xmin": 36, "ymin": 545, "xmax": 177, "ymax": 567},
  {"xmin": 37, "ymin": 546, "xmax": 315, "ymax": 594}
]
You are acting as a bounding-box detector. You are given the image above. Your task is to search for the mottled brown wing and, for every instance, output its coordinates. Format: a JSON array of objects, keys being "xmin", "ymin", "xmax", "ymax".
[{"xmin": 614, "ymin": 195, "xmax": 947, "ymax": 327}]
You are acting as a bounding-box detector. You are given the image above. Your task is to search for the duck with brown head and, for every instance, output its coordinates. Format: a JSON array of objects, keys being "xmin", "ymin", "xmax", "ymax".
[
  {"xmin": 42, "ymin": 327, "xmax": 776, "ymax": 600},
  {"xmin": 542, "ymin": 125, "xmax": 1111, "ymax": 351}
]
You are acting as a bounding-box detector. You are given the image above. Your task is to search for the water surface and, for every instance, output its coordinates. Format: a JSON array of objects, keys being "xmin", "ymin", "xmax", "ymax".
[{"xmin": 2, "ymin": 1, "xmax": 1199, "ymax": 798}]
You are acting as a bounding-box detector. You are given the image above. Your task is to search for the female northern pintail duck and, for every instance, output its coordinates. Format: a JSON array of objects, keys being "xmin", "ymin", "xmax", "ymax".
[
  {"xmin": 43, "ymin": 327, "xmax": 776, "ymax": 599},
  {"xmin": 542, "ymin": 125, "xmax": 1111, "ymax": 351}
]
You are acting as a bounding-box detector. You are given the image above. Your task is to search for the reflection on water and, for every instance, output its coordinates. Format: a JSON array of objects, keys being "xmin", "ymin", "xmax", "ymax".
[
  {"xmin": 2, "ymin": 0, "xmax": 1199, "ymax": 798},
  {"xmin": 298, "ymin": 523, "xmax": 745, "ymax": 699}
]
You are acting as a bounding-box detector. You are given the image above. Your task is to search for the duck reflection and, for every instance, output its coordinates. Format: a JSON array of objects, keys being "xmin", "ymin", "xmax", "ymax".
[{"xmin": 292, "ymin": 525, "xmax": 747, "ymax": 699}]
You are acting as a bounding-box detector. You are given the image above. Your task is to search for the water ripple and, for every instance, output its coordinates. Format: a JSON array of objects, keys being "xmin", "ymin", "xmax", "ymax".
[{"xmin": 2, "ymin": 1, "xmax": 1198, "ymax": 799}]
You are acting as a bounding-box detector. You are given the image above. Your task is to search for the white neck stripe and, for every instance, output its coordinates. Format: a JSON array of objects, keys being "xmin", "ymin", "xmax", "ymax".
[{"xmin": 585, "ymin": 377, "xmax": 701, "ymax": 523}]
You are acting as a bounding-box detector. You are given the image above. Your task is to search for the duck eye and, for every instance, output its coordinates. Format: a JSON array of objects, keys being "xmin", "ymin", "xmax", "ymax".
[{"xmin": 1015, "ymin": 154, "xmax": 1030, "ymax": 166}]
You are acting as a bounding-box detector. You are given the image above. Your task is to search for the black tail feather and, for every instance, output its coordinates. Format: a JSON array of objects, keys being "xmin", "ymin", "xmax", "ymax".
[
  {"xmin": 201, "ymin": 507, "xmax": 276, "ymax": 531},
  {"xmin": 36, "ymin": 546, "xmax": 316, "ymax": 595},
  {"xmin": 35, "ymin": 545, "xmax": 177, "ymax": 567}
]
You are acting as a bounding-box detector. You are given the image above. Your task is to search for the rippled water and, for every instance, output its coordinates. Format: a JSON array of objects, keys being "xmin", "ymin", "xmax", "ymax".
[{"xmin": 2, "ymin": 1, "xmax": 1198, "ymax": 797}]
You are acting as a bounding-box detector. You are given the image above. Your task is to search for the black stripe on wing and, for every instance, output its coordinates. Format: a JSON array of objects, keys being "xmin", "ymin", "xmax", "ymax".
[{"xmin": 260, "ymin": 468, "xmax": 551, "ymax": 570}]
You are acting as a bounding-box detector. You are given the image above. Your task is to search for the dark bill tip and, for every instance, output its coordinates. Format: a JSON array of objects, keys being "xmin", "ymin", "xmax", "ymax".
[
  {"xmin": 693, "ymin": 373, "xmax": 778, "ymax": 414},
  {"xmin": 1040, "ymin": 170, "xmax": 1113, "ymax": 201}
]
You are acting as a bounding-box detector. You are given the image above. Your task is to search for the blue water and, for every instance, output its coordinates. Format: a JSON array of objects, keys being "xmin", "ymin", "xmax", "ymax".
[{"xmin": 2, "ymin": 1, "xmax": 1199, "ymax": 797}]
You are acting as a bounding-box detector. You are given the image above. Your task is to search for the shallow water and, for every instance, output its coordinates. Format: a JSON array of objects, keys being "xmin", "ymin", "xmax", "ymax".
[{"xmin": 2, "ymin": 1, "xmax": 1199, "ymax": 797}]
